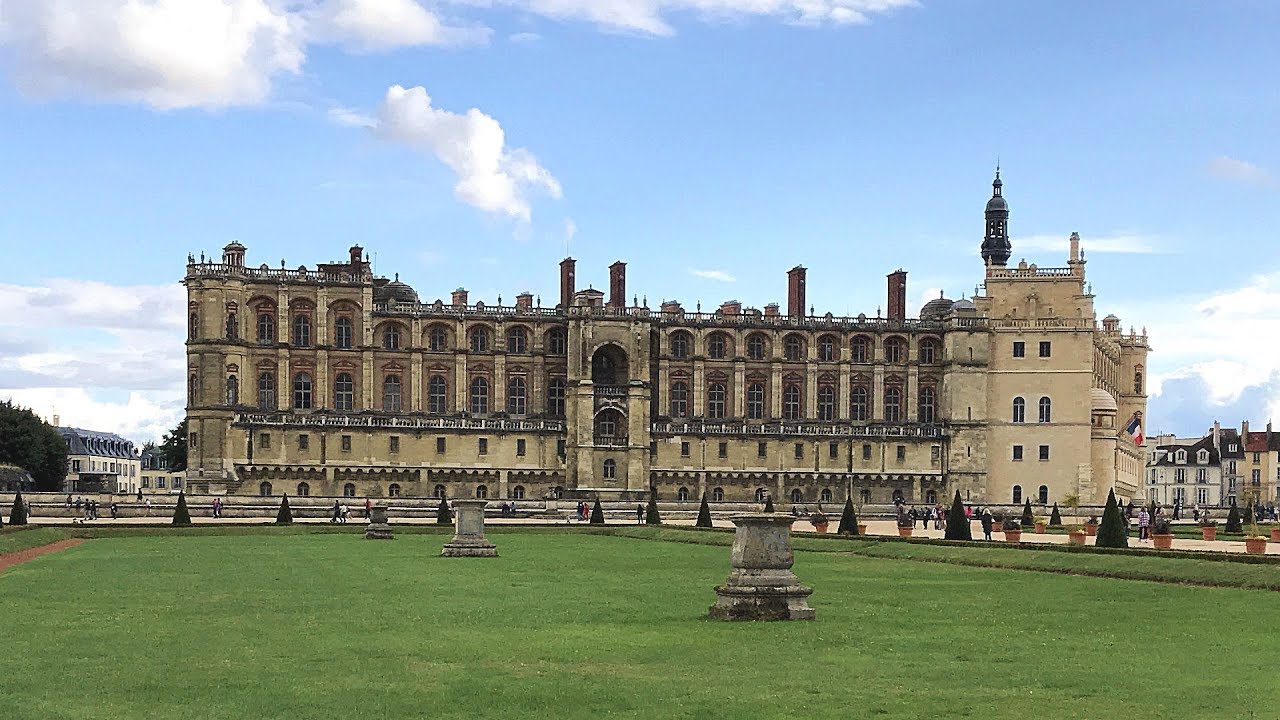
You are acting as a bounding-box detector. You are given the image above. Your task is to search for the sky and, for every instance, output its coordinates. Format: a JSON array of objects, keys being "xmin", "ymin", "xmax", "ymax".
[{"xmin": 0, "ymin": 0, "xmax": 1278, "ymax": 444}]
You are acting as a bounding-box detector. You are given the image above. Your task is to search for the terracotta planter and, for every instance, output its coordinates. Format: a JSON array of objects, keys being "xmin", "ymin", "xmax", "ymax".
[
  {"xmin": 1270, "ymin": 527, "xmax": 1280, "ymax": 543},
  {"xmin": 1245, "ymin": 537, "xmax": 1268, "ymax": 554},
  {"xmin": 1201, "ymin": 526, "xmax": 1217, "ymax": 542},
  {"xmin": 1035, "ymin": 522, "xmax": 1047, "ymax": 534},
  {"xmin": 898, "ymin": 526, "xmax": 913, "ymax": 537},
  {"xmin": 1152, "ymin": 534, "xmax": 1174, "ymax": 550},
  {"xmin": 1084, "ymin": 523, "xmax": 1098, "ymax": 537},
  {"xmin": 1004, "ymin": 530, "xmax": 1022, "ymax": 543},
  {"xmin": 813, "ymin": 522, "xmax": 829, "ymax": 534},
  {"xmin": 857, "ymin": 523, "xmax": 868, "ymax": 536},
  {"xmin": 1068, "ymin": 531, "xmax": 1087, "ymax": 546}
]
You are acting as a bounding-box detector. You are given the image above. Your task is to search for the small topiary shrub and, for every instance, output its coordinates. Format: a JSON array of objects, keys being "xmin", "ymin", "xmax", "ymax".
[
  {"xmin": 763, "ymin": 495, "xmax": 775, "ymax": 513},
  {"xmin": 1021, "ymin": 499, "xmax": 1034, "ymax": 527},
  {"xmin": 8, "ymin": 490, "xmax": 28, "ymax": 526},
  {"xmin": 590, "ymin": 497, "xmax": 605, "ymax": 525},
  {"xmin": 837, "ymin": 496, "xmax": 859, "ymax": 535},
  {"xmin": 1049, "ymin": 502, "xmax": 1063, "ymax": 528},
  {"xmin": 1226, "ymin": 501, "xmax": 1242, "ymax": 534},
  {"xmin": 276, "ymin": 494, "xmax": 293, "ymax": 524},
  {"xmin": 1094, "ymin": 488, "xmax": 1128, "ymax": 548},
  {"xmin": 944, "ymin": 490, "xmax": 971, "ymax": 541},
  {"xmin": 172, "ymin": 491, "xmax": 192, "ymax": 526},
  {"xmin": 695, "ymin": 493, "xmax": 712, "ymax": 528},
  {"xmin": 645, "ymin": 491, "xmax": 661, "ymax": 525},
  {"xmin": 436, "ymin": 496, "xmax": 452, "ymax": 525}
]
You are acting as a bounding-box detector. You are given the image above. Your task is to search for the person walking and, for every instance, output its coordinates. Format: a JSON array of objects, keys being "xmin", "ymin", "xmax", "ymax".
[
  {"xmin": 331, "ymin": 500, "xmax": 341, "ymax": 524},
  {"xmin": 365, "ymin": 498, "xmax": 373, "ymax": 519},
  {"xmin": 1137, "ymin": 507, "xmax": 1150, "ymax": 541},
  {"xmin": 110, "ymin": 502, "xmax": 118, "ymax": 520},
  {"xmin": 636, "ymin": 504, "xmax": 644, "ymax": 524},
  {"xmin": 340, "ymin": 504, "xmax": 350, "ymax": 524},
  {"xmin": 981, "ymin": 508, "xmax": 994, "ymax": 541}
]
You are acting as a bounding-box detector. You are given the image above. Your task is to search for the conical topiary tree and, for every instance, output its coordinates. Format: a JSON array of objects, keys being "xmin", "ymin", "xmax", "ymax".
[
  {"xmin": 695, "ymin": 493, "xmax": 712, "ymax": 528},
  {"xmin": 1225, "ymin": 500, "xmax": 1242, "ymax": 533},
  {"xmin": 944, "ymin": 490, "xmax": 972, "ymax": 541},
  {"xmin": 172, "ymin": 491, "xmax": 192, "ymax": 526},
  {"xmin": 837, "ymin": 496, "xmax": 859, "ymax": 535},
  {"xmin": 763, "ymin": 495, "xmax": 775, "ymax": 513},
  {"xmin": 8, "ymin": 490, "xmax": 28, "ymax": 526},
  {"xmin": 1021, "ymin": 499, "xmax": 1034, "ymax": 527},
  {"xmin": 1095, "ymin": 488, "xmax": 1128, "ymax": 548},
  {"xmin": 436, "ymin": 496, "xmax": 452, "ymax": 525},
  {"xmin": 1049, "ymin": 503, "xmax": 1062, "ymax": 527},
  {"xmin": 276, "ymin": 494, "xmax": 293, "ymax": 524},
  {"xmin": 590, "ymin": 497, "xmax": 605, "ymax": 525},
  {"xmin": 645, "ymin": 490, "xmax": 661, "ymax": 525}
]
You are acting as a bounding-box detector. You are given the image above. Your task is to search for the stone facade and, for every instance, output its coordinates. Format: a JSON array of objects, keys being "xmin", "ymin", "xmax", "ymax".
[{"xmin": 182, "ymin": 174, "xmax": 1149, "ymax": 506}]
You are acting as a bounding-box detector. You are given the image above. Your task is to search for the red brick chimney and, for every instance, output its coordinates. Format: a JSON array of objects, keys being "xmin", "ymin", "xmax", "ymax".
[
  {"xmin": 451, "ymin": 288, "xmax": 469, "ymax": 307},
  {"xmin": 887, "ymin": 270, "xmax": 907, "ymax": 322},
  {"xmin": 609, "ymin": 261, "xmax": 626, "ymax": 309},
  {"xmin": 719, "ymin": 300, "xmax": 742, "ymax": 316},
  {"xmin": 349, "ymin": 245, "xmax": 363, "ymax": 267},
  {"xmin": 787, "ymin": 266, "xmax": 806, "ymax": 318},
  {"xmin": 559, "ymin": 258, "xmax": 575, "ymax": 310},
  {"xmin": 515, "ymin": 292, "xmax": 533, "ymax": 310},
  {"xmin": 764, "ymin": 303, "xmax": 780, "ymax": 317},
  {"xmin": 660, "ymin": 300, "xmax": 682, "ymax": 314}
]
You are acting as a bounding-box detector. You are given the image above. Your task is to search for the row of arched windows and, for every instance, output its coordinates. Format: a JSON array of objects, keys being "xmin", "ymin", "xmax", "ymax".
[
  {"xmin": 258, "ymin": 482, "xmax": 530, "ymax": 500},
  {"xmin": 667, "ymin": 381, "xmax": 936, "ymax": 423},
  {"xmin": 1011, "ymin": 396, "xmax": 1052, "ymax": 424},
  {"xmin": 667, "ymin": 331, "xmax": 939, "ymax": 364},
  {"xmin": 1011, "ymin": 485, "xmax": 1051, "ymax": 504}
]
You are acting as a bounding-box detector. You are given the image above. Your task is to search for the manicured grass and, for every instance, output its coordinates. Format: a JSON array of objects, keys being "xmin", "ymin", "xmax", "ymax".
[
  {"xmin": 3, "ymin": 531, "xmax": 1280, "ymax": 719},
  {"xmin": 0, "ymin": 526, "xmax": 68, "ymax": 554}
]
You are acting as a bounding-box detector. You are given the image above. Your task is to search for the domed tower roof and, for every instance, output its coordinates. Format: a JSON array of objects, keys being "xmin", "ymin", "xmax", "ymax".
[
  {"xmin": 1090, "ymin": 388, "xmax": 1118, "ymax": 414},
  {"xmin": 920, "ymin": 292, "xmax": 954, "ymax": 321},
  {"xmin": 980, "ymin": 166, "xmax": 1012, "ymax": 267},
  {"xmin": 373, "ymin": 274, "xmax": 419, "ymax": 304}
]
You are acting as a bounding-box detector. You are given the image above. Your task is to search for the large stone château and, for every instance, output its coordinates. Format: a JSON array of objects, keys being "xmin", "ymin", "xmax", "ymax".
[{"xmin": 183, "ymin": 173, "xmax": 1149, "ymax": 506}]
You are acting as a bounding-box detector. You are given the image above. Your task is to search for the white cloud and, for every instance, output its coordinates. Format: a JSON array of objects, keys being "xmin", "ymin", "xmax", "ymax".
[
  {"xmin": 375, "ymin": 84, "xmax": 561, "ymax": 220},
  {"xmin": 308, "ymin": 0, "xmax": 490, "ymax": 51},
  {"xmin": 1013, "ymin": 232, "xmax": 1162, "ymax": 255},
  {"xmin": 564, "ymin": 218, "xmax": 578, "ymax": 242},
  {"xmin": 328, "ymin": 105, "xmax": 378, "ymax": 128},
  {"xmin": 1206, "ymin": 156, "xmax": 1276, "ymax": 188},
  {"xmin": 690, "ymin": 269, "xmax": 736, "ymax": 282}
]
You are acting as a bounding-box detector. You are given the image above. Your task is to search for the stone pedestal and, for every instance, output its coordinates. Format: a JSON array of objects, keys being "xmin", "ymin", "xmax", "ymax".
[
  {"xmin": 709, "ymin": 514, "xmax": 814, "ymax": 621},
  {"xmin": 365, "ymin": 505, "xmax": 393, "ymax": 540},
  {"xmin": 441, "ymin": 500, "xmax": 497, "ymax": 557}
]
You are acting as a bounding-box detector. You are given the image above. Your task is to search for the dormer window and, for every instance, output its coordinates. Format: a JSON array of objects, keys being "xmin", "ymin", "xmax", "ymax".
[
  {"xmin": 1198, "ymin": 450, "xmax": 1209, "ymax": 464},
  {"xmin": 1176, "ymin": 450, "xmax": 1186, "ymax": 464}
]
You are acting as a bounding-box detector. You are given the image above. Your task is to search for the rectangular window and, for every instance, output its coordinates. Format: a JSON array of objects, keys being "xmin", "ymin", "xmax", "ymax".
[
  {"xmin": 896, "ymin": 445, "xmax": 905, "ymax": 462},
  {"xmin": 157, "ymin": 478, "xmax": 166, "ymax": 489},
  {"xmin": 1012, "ymin": 341, "xmax": 1025, "ymax": 358},
  {"xmin": 794, "ymin": 442, "xmax": 804, "ymax": 459},
  {"xmin": 516, "ymin": 439, "xmax": 526, "ymax": 456},
  {"xmin": 1197, "ymin": 488, "xmax": 1209, "ymax": 504},
  {"xmin": 1175, "ymin": 468, "xmax": 1185, "ymax": 483},
  {"xmin": 341, "ymin": 435, "xmax": 351, "ymax": 453},
  {"xmin": 718, "ymin": 441, "xmax": 728, "ymax": 459},
  {"xmin": 298, "ymin": 434, "xmax": 309, "ymax": 450},
  {"xmin": 931, "ymin": 445, "xmax": 941, "ymax": 465},
  {"xmin": 436, "ymin": 437, "xmax": 446, "ymax": 454},
  {"xmin": 1039, "ymin": 341, "xmax": 1051, "ymax": 357},
  {"xmin": 758, "ymin": 441, "xmax": 767, "ymax": 458},
  {"xmin": 142, "ymin": 477, "xmax": 150, "ymax": 488},
  {"xmin": 557, "ymin": 439, "xmax": 566, "ymax": 457},
  {"xmin": 649, "ymin": 441, "xmax": 657, "ymax": 456},
  {"xmin": 1013, "ymin": 444, "xmax": 1023, "ymax": 461},
  {"xmin": 72, "ymin": 460, "xmax": 81, "ymax": 472},
  {"xmin": 259, "ymin": 432, "xmax": 271, "ymax": 449},
  {"xmin": 862, "ymin": 443, "xmax": 872, "ymax": 460},
  {"xmin": 1038, "ymin": 444, "xmax": 1050, "ymax": 461},
  {"xmin": 478, "ymin": 438, "xmax": 488, "ymax": 455},
  {"xmin": 1252, "ymin": 469, "xmax": 1261, "ymax": 484},
  {"xmin": 389, "ymin": 436, "xmax": 400, "ymax": 454},
  {"xmin": 1197, "ymin": 468, "xmax": 1207, "ymax": 483},
  {"xmin": 681, "ymin": 441, "xmax": 690, "ymax": 457},
  {"xmin": 189, "ymin": 432, "xmax": 198, "ymax": 448},
  {"xmin": 829, "ymin": 442, "xmax": 839, "ymax": 459}
]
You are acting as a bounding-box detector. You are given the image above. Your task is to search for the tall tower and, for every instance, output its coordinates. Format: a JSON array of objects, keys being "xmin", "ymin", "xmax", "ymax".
[{"xmin": 981, "ymin": 167, "xmax": 1011, "ymax": 266}]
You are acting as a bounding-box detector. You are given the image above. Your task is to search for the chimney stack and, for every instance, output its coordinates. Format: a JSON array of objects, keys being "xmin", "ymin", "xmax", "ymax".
[
  {"xmin": 515, "ymin": 292, "xmax": 533, "ymax": 310},
  {"xmin": 1243, "ymin": 420, "xmax": 1250, "ymax": 440},
  {"xmin": 559, "ymin": 258, "xmax": 575, "ymax": 309},
  {"xmin": 660, "ymin": 300, "xmax": 682, "ymax": 314},
  {"xmin": 887, "ymin": 270, "xmax": 907, "ymax": 322},
  {"xmin": 53, "ymin": 414, "xmax": 60, "ymax": 428},
  {"xmin": 451, "ymin": 288, "xmax": 469, "ymax": 307},
  {"xmin": 787, "ymin": 266, "xmax": 807, "ymax": 318},
  {"xmin": 719, "ymin": 300, "xmax": 742, "ymax": 316},
  {"xmin": 764, "ymin": 303, "xmax": 780, "ymax": 317},
  {"xmin": 349, "ymin": 245, "xmax": 363, "ymax": 267},
  {"xmin": 1213, "ymin": 420, "xmax": 1221, "ymax": 451},
  {"xmin": 609, "ymin": 261, "xmax": 626, "ymax": 309}
]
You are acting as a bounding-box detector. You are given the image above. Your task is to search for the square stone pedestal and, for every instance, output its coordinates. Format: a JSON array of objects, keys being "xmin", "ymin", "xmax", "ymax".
[
  {"xmin": 365, "ymin": 506, "xmax": 393, "ymax": 539},
  {"xmin": 441, "ymin": 500, "xmax": 497, "ymax": 557},
  {"xmin": 709, "ymin": 514, "xmax": 814, "ymax": 621}
]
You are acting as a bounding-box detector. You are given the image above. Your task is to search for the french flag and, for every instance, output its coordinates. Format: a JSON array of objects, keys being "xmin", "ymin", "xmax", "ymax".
[{"xmin": 1125, "ymin": 415, "xmax": 1144, "ymax": 445}]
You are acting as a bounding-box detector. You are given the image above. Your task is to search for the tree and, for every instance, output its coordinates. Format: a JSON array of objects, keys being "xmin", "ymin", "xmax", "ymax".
[
  {"xmin": 436, "ymin": 496, "xmax": 452, "ymax": 525},
  {"xmin": 837, "ymin": 496, "xmax": 859, "ymax": 535},
  {"xmin": 590, "ymin": 497, "xmax": 605, "ymax": 525},
  {"xmin": 944, "ymin": 490, "xmax": 971, "ymax": 541},
  {"xmin": 8, "ymin": 489, "xmax": 28, "ymax": 525},
  {"xmin": 1226, "ymin": 500, "xmax": 1242, "ymax": 533},
  {"xmin": 695, "ymin": 493, "xmax": 713, "ymax": 528},
  {"xmin": 276, "ymin": 494, "xmax": 293, "ymax": 524},
  {"xmin": 1021, "ymin": 499, "xmax": 1034, "ymax": 527},
  {"xmin": 157, "ymin": 418, "xmax": 189, "ymax": 472},
  {"xmin": 0, "ymin": 400, "xmax": 67, "ymax": 492},
  {"xmin": 1095, "ymin": 488, "xmax": 1128, "ymax": 548},
  {"xmin": 645, "ymin": 491, "xmax": 661, "ymax": 525},
  {"xmin": 1049, "ymin": 503, "xmax": 1062, "ymax": 528},
  {"xmin": 763, "ymin": 495, "xmax": 775, "ymax": 513},
  {"xmin": 172, "ymin": 491, "xmax": 192, "ymax": 526}
]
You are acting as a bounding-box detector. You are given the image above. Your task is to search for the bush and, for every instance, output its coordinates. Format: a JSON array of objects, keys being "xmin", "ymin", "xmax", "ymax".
[
  {"xmin": 837, "ymin": 496, "xmax": 859, "ymax": 535},
  {"xmin": 1226, "ymin": 501, "xmax": 1242, "ymax": 533},
  {"xmin": 809, "ymin": 512, "xmax": 828, "ymax": 527},
  {"xmin": 645, "ymin": 491, "xmax": 661, "ymax": 525},
  {"xmin": 1151, "ymin": 516, "xmax": 1171, "ymax": 534},
  {"xmin": 8, "ymin": 489, "xmax": 28, "ymax": 526},
  {"xmin": 763, "ymin": 495, "xmax": 775, "ymax": 513},
  {"xmin": 1049, "ymin": 503, "xmax": 1062, "ymax": 527},
  {"xmin": 1094, "ymin": 488, "xmax": 1128, "ymax": 548},
  {"xmin": 436, "ymin": 496, "xmax": 452, "ymax": 525},
  {"xmin": 1020, "ymin": 499, "xmax": 1034, "ymax": 527},
  {"xmin": 276, "ymin": 494, "xmax": 293, "ymax": 525},
  {"xmin": 172, "ymin": 491, "xmax": 192, "ymax": 526},
  {"xmin": 695, "ymin": 494, "xmax": 712, "ymax": 528},
  {"xmin": 590, "ymin": 498, "xmax": 605, "ymax": 525},
  {"xmin": 1001, "ymin": 518, "xmax": 1022, "ymax": 532},
  {"xmin": 944, "ymin": 490, "xmax": 971, "ymax": 541}
]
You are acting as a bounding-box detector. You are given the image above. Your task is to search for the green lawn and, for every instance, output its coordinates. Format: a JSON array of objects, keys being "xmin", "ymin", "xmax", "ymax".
[{"xmin": 3, "ymin": 530, "xmax": 1279, "ymax": 719}]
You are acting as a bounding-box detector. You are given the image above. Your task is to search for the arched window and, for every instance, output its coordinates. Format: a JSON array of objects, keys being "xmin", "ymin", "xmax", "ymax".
[
  {"xmin": 297, "ymin": 482, "xmax": 310, "ymax": 496},
  {"xmin": 1038, "ymin": 396, "xmax": 1051, "ymax": 423},
  {"xmin": 670, "ymin": 382, "xmax": 689, "ymax": 418},
  {"xmin": 257, "ymin": 312, "xmax": 275, "ymax": 344},
  {"xmin": 817, "ymin": 386, "xmax": 835, "ymax": 421},
  {"xmin": 1012, "ymin": 485, "xmax": 1022, "ymax": 504},
  {"xmin": 507, "ymin": 376, "xmax": 527, "ymax": 415},
  {"xmin": 711, "ymin": 487, "xmax": 724, "ymax": 502},
  {"xmin": 428, "ymin": 375, "xmax": 448, "ymax": 414},
  {"xmin": 469, "ymin": 377, "xmax": 489, "ymax": 414},
  {"xmin": 851, "ymin": 335, "xmax": 870, "ymax": 363},
  {"xmin": 595, "ymin": 409, "xmax": 621, "ymax": 438},
  {"xmin": 677, "ymin": 487, "xmax": 689, "ymax": 502},
  {"xmin": 783, "ymin": 384, "xmax": 802, "ymax": 420},
  {"xmin": 860, "ymin": 488, "xmax": 872, "ymax": 504},
  {"xmin": 225, "ymin": 312, "xmax": 238, "ymax": 340},
  {"xmin": 343, "ymin": 483, "xmax": 356, "ymax": 498},
  {"xmin": 790, "ymin": 488, "xmax": 803, "ymax": 503},
  {"xmin": 433, "ymin": 484, "xmax": 446, "ymax": 498},
  {"xmin": 293, "ymin": 372, "xmax": 313, "ymax": 409},
  {"xmin": 884, "ymin": 386, "xmax": 902, "ymax": 422},
  {"xmin": 257, "ymin": 372, "xmax": 276, "ymax": 410},
  {"xmin": 259, "ymin": 481, "xmax": 272, "ymax": 496},
  {"xmin": 754, "ymin": 487, "xmax": 768, "ymax": 503},
  {"xmin": 547, "ymin": 377, "xmax": 566, "ymax": 416},
  {"xmin": 602, "ymin": 459, "xmax": 617, "ymax": 479},
  {"xmin": 510, "ymin": 485, "xmax": 525, "ymax": 500},
  {"xmin": 707, "ymin": 382, "xmax": 727, "ymax": 419},
  {"xmin": 925, "ymin": 489, "xmax": 937, "ymax": 504},
  {"xmin": 783, "ymin": 334, "xmax": 804, "ymax": 361},
  {"xmin": 1012, "ymin": 397, "xmax": 1026, "ymax": 423},
  {"xmin": 334, "ymin": 316, "xmax": 353, "ymax": 349},
  {"xmin": 1134, "ymin": 366, "xmax": 1144, "ymax": 395},
  {"xmin": 334, "ymin": 373, "xmax": 354, "ymax": 411},
  {"xmin": 383, "ymin": 324, "xmax": 401, "ymax": 350},
  {"xmin": 918, "ymin": 386, "xmax": 936, "ymax": 424},
  {"xmin": 707, "ymin": 332, "xmax": 728, "ymax": 359},
  {"xmin": 885, "ymin": 336, "xmax": 906, "ymax": 364},
  {"xmin": 292, "ymin": 314, "xmax": 311, "ymax": 347},
  {"xmin": 746, "ymin": 383, "xmax": 765, "ymax": 420},
  {"xmin": 189, "ymin": 311, "xmax": 199, "ymax": 340},
  {"xmin": 389, "ymin": 483, "xmax": 401, "ymax": 497},
  {"xmin": 820, "ymin": 488, "xmax": 833, "ymax": 502},
  {"xmin": 469, "ymin": 326, "xmax": 490, "ymax": 352},
  {"xmin": 225, "ymin": 375, "xmax": 238, "ymax": 405},
  {"xmin": 670, "ymin": 331, "xmax": 690, "ymax": 359},
  {"xmin": 428, "ymin": 325, "xmax": 449, "ymax": 351},
  {"xmin": 546, "ymin": 328, "xmax": 567, "ymax": 355},
  {"xmin": 919, "ymin": 338, "xmax": 939, "ymax": 364},
  {"xmin": 1038, "ymin": 485, "xmax": 1049, "ymax": 504},
  {"xmin": 818, "ymin": 335, "xmax": 836, "ymax": 362},
  {"xmin": 850, "ymin": 386, "xmax": 869, "ymax": 421},
  {"xmin": 747, "ymin": 334, "xmax": 767, "ymax": 360},
  {"xmin": 892, "ymin": 488, "xmax": 904, "ymax": 503},
  {"xmin": 507, "ymin": 327, "xmax": 528, "ymax": 353},
  {"xmin": 383, "ymin": 375, "xmax": 403, "ymax": 413}
]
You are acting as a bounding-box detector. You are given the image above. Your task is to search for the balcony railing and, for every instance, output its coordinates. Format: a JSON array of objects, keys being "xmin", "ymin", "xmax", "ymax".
[
  {"xmin": 235, "ymin": 413, "xmax": 565, "ymax": 433},
  {"xmin": 651, "ymin": 421, "xmax": 945, "ymax": 439},
  {"xmin": 592, "ymin": 435, "xmax": 629, "ymax": 448}
]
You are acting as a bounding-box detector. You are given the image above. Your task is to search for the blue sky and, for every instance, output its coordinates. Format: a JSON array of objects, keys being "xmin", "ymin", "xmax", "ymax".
[{"xmin": 0, "ymin": 0, "xmax": 1277, "ymax": 442}]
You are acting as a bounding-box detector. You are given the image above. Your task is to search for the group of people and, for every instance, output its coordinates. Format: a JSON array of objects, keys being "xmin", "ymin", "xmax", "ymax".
[{"xmin": 574, "ymin": 501, "xmax": 594, "ymax": 522}]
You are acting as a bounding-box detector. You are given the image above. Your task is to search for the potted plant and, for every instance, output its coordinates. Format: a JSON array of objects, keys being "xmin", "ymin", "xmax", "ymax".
[
  {"xmin": 1084, "ymin": 515, "xmax": 1099, "ymax": 537},
  {"xmin": 1002, "ymin": 518, "xmax": 1022, "ymax": 542},
  {"xmin": 810, "ymin": 511, "xmax": 829, "ymax": 534},
  {"xmin": 1034, "ymin": 516, "xmax": 1048, "ymax": 534},
  {"xmin": 1269, "ymin": 524, "xmax": 1280, "ymax": 543},
  {"xmin": 896, "ymin": 513, "xmax": 914, "ymax": 537},
  {"xmin": 991, "ymin": 512, "xmax": 1006, "ymax": 535},
  {"xmin": 1199, "ymin": 517, "xmax": 1218, "ymax": 542},
  {"xmin": 1150, "ymin": 516, "xmax": 1174, "ymax": 550},
  {"xmin": 1244, "ymin": 514, "xmax": 1268, "ymax": 554},
  {"xmin": 1066, "ymin": 524, "xmax": 1087, "ymax": 545}
]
